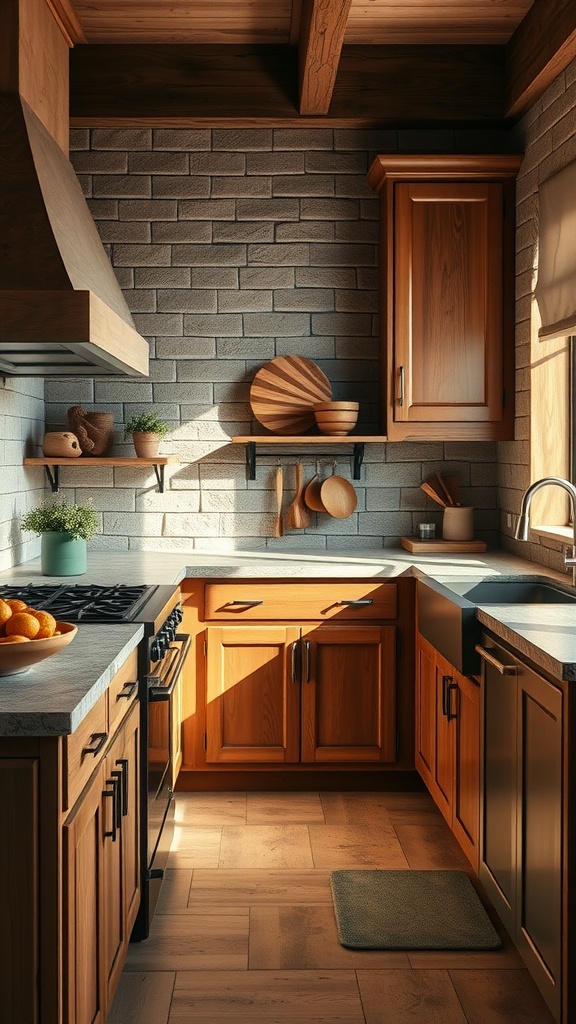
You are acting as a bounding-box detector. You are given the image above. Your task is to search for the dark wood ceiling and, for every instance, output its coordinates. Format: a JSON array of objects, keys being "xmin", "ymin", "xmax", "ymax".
[{"xmin": 47, "ymin": 0, "xmax": 576, "ymax": 127}]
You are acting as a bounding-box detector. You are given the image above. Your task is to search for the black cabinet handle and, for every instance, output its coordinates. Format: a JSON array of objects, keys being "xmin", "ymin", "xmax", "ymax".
[
  {"xmin": 337, "ymin": 599, "xmax": 373, "ymax": 606},
  {"xmin": 110, "ymin": 770, "xmax": 123, "ymax": 828},
  {"xmin": 116, "ymin": 681, "xmax": 138, "ymax": 700},
  {"xmin": 303, "ymin": 639, "xmax": 311, "ymax": 683},
  {"xmin": 228, "ymin": 600, "xmax": 264, "ymax": 607},
  {"xmin": 103, "ymin": 777, "xmax": 120, "ymax": 841},
  {"xmin": 291, "ymin": 640, "xmax": 300, "ymax": 683},
  {"xmin": 441, "ymin": 675, "xmax": 452, "ymax": 717},
  {"xmin": 82, "ymin": 732, "xmax": 108, "ymax": 758},
  {"xmin": 115, "ymin": 757, "xmax": 129, "ymax": 816},
  {"xmin": 446, "ymin": 682, "xmax": 459, "ymax": 722}
]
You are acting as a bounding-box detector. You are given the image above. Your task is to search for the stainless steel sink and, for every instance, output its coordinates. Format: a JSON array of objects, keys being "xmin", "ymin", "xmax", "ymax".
[{"xmin": 416, "ymin": 574, "xmax": 576, "ymax": 675}]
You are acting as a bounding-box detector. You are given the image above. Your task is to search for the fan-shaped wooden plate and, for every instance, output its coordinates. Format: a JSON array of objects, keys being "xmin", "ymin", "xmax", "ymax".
[{"xmin": 250, "ymin": 356, "xmax": 332, "ymax": 435}]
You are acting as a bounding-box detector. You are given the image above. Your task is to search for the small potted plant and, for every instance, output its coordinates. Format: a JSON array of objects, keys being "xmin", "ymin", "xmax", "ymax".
[
  {"xmin": 124, "ymin": 412, "xmax": 170, "ymax": 458},
  {"xmin": 21, "ymin": 498, "xmax": 100, "ymax": 576}
]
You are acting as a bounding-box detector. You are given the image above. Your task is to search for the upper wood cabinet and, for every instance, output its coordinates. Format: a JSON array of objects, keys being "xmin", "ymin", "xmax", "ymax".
[{"xmin": 367, "ymin": 155, "xmax": 522, "ymax": 441}]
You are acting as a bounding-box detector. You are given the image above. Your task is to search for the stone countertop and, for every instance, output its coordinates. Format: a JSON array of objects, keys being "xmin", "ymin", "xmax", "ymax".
[
  {"xmin": 1, "ymin": 546, "xmax": 574, "ymax": 739},
  {"xmin": 0, "ymin": 623, "xmax": 143, "ymax": 737}
]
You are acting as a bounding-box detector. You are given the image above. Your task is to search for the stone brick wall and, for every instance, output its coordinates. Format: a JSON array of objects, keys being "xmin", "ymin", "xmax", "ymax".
[
  {"xmin": 0, "ymin": 378, "xmax": 45, "ymax": 570},
  {"xmin": 499, "ymin": 55, "xmax": 576, "ymax": 574},
  {"xmin": 42, "ymin": 127, "xmax": 508, "ymax": 553}
]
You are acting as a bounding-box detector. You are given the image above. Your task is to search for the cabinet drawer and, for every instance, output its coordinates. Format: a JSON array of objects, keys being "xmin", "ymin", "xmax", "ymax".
[
  {"xmin": 204, "ymin": 582, "xmax": 397, "ymax": 621},
  {"xmin": 63, "ymin": 691, "xmax": 108, "ymax": 811},
  {"xmin": 108, "ymin": 650, "xmax": 139, "ymax": 734}
]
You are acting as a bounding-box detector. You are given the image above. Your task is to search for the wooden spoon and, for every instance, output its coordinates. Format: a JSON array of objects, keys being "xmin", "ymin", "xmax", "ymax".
[
  {"xmin": 420, "ymin": 480, "xmax": 447, "ymax": 507},
  {"xmin": 304, "ymin": 473, "xmax": 326, "ymax": 512},
  {"xmin": 273, "ymin": 465, "xmax": 284, "ymax": 537},
  {"xmin": 287, "ymin": 464, "xmax": 311, "ymax": 530},
  {"xmin": 435, "ymin": 471, "xmax": 455, "ymax": 506}
]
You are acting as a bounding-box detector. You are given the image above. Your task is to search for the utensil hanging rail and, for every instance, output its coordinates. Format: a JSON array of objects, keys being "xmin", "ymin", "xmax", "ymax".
[{"xmin": 237, "ymin": 440, "xmax": 367, "ymax": 481}]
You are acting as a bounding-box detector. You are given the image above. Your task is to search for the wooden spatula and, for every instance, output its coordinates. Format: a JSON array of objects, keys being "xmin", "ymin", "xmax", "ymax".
[
  {"xmin": 273, "ymin": 465, "xmax": 284, "ymax": 537},
  {"xmin": 287, "ymin": 464, "xmax": 311, "ymax": 530},
  {"xmin": 421, "ymin": 479, "xmax": 447, "ymax": 507}
]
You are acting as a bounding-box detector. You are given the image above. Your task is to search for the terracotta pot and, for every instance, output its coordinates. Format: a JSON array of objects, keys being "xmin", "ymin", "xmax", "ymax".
[
  {"xmin": 85, "ymin": 412, "xmax": 114, "ymax": 455},
  {"xmin": 42, "ymin": 432, "xmax": 82, "ymax": 458},
  {"xmin": 132, "ymin": 432, "xmax": 161, "ymax": 458}
]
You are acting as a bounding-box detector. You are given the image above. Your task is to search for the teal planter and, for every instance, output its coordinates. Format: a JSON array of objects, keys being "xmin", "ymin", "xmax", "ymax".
[{"xmin": 41, "ymin": 533, "xmax": 87, "ymax": 576}]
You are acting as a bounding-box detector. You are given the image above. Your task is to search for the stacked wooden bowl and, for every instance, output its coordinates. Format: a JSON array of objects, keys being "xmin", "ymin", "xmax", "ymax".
[{"xmin": 313, "ymin": 401, "xmax": 359, "ymax": 436}]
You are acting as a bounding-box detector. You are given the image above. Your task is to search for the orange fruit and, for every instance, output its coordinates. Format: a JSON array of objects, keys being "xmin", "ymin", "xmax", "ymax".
[
  {"xmin": 28, "ymin": 609, "xmax": 57, "ymax": 639},
  {"xmin": 0, "ymin": 599, "xmax": 12, "ymax": 626},
  {"xmin": 5, "ymin": 599, "xmax": 28, "ymax": 614},
  {"xmin": 0, "ymin": 635, "xmax": 30, "ymax": 644},
  {"xmin": 5, "ymin": 612, "xmax": 40, "ymax": 640}
]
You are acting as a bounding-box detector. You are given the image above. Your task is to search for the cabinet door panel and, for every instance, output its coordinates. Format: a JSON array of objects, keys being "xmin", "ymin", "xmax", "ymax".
[
  {"xmin": 301, "ymin": 625, "xmax": 396, "ymax": 763},
  {"xmin": 452, "ymin": 671, "xmax": 480, "ymax": 869},
  {"xmin": 432, "ymin": 659, "xmax": 452, "ymax": 820},
  {"xmin": 415, "ymin": 637, "xmax": 435, "ymax": 786},
  {"xmin": 206, "ymin": 626, "xmax": 300, "ymax": 763},
  {"xmin": 518, "ymin": 673, "xmax": 562, "ymax": 1007},
  {"xmin": 482, "ymin": 665, "xmax": 517, "ymax": 927}
]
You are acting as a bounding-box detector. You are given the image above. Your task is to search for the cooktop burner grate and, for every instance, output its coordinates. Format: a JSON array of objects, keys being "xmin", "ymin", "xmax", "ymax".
[{"xmin": 0, "ymin": 583, "xmax": 156, "ymax": 623}]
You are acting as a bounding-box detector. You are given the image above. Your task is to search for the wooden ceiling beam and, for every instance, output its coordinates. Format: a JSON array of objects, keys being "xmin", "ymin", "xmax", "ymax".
[
  {"xmin": 506, "ymin": 0, "xmax": 576, "ymax": 118},
  {"xmin": 298, "ymin": 0, "xmax": 353, "ymax": 115},
  {"xmin": 69, "ymin": 44, "xmax": 506, "ymax": 127}
]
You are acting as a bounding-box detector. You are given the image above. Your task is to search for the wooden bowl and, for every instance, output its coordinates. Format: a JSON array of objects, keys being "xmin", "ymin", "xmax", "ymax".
[
  {"xmin": 320, "ymin": 476, "xmax": 358, "ymax": 518},
  {"xmin": 313, "ymin": 401, "xmax": 359, "ymax": 436},
  {"xmin": 0, "ymin": 622, "xmax": 77, "ymax": 676}
]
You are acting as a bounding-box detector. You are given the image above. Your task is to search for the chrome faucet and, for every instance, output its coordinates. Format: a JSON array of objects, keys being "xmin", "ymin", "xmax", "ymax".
[{"xmin": 515, "ymin": 476, "xmax": 576, "ymax": 586}]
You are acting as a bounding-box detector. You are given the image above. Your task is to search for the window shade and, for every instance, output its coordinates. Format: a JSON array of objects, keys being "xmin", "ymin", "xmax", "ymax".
[{"xmin": 535, "ymin": 159, "xmax": 576, "ymax": 340}]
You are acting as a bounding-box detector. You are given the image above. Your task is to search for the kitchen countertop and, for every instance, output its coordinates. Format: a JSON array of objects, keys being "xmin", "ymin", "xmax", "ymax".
[
  {"xmin": 0, "ymin": 546, "xmax": 574, "ymax": 738},
  {"xmin": 0, "ymin": 623, "xmax": 143, "ymax": 736}
]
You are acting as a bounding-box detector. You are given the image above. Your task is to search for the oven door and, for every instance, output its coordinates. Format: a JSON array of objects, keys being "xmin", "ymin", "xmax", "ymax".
[{"xmin": 147, "ymin": 632, "xmax": 191, "ymax": 901}]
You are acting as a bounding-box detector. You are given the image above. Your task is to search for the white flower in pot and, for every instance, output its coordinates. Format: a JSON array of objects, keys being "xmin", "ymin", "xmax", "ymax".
[{"xmin": 124, "ymin": 413, "xmax": 169, "ymax": 458}]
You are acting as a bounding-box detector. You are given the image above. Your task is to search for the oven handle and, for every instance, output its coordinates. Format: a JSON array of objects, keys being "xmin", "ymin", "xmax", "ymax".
[{"xmin": 148, "ymin": 632, "xmax": 191, "ymax": 701}]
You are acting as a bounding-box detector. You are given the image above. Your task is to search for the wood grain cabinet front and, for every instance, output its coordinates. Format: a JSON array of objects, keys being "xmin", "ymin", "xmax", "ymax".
[
  {"xmin": 205, "ymin": 623, "xmax": 397, "ymax": 766},
  {"xmin": 415, "ymin": 633, "xmax": 480, "ymax": 870},
  {"xmin": 367, "ymin": 155, "xmax": 522, "ymax": 441},
  {"xmin": 181, "ymin": 578, "xmax": 413, "ymax": 774}
]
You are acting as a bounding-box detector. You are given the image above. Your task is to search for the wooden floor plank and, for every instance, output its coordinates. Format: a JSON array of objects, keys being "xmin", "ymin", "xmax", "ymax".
[
  {"xmin": 175, "ymin": 792, "xmax": 247, "ymax": 826},
  {"xmin": 449, "ymin": 968, "xmax": 556, "ymax": 1023},
  {"xmin": 219, "ymin": 825, "xmax": 314, "ymax": 869},
  {"xmin": 356, "ymin": 968, "xmax": 467, "ymax": 1024},
  {"xmin": 308, "ymin": 824, "xmax": 409, "ymax": 869},
  {"xmin": 168, "ymin": 969, "xmax": 365, "ymax": 1021},
  {"xmin": 392, "ymin": 823, "xmax": 470, "ymax": 870},
  {"xmin": 107, "ymin": 972, "xmax": 175, "ymax": 1024},
  {"xmin": 124, "ymin": 913, "xmax": 248, "ymax": 971},
  {"xmin": 167, "ymin": 826, "xmax": 222, "ymax": 869},
  {"xmin": 247, "ymin": 791, "xmax": 325, "ymax": 824},
  {"xmin": 189, "ymin": 868, "xmax": 333, "ymax": 906},
  {"xmin": 249, "ymin": 905, "xmax": 410, "ymax": 970}
]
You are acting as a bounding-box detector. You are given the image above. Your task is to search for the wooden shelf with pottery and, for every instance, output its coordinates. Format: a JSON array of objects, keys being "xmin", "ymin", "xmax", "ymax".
[
  {"xmin": 23, "ymin": 457, "xmax": 179, "ymax": 493},
  {"xmin": 232, "ymin": 435, "xmax": 387, "ymax": 481}
]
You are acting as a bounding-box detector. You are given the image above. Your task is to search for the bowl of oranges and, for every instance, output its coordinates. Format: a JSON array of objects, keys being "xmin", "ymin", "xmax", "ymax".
[{"xmin": 0, "ymin": 597, "xmax": 77, "ymax": 676}]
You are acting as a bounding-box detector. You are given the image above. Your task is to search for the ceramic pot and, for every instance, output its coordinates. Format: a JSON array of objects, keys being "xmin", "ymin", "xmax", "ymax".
[
  {"xmin": 42, "ymin": 432, "xmax": 82, "ymax": 458},
  {"xmin": 85, "ymin": 412, "xmax": 114, "ymax": 455},
  {"xmin": 442, "ymin": 506, "xmax": 474, "ymax": 541},
  {"xmin": 132, "ymin": 432, "xmax": 161, "ymax": 458},
  {"xmin": 41, "ymin": 533, "xmax": 87, "ymax": 576}
]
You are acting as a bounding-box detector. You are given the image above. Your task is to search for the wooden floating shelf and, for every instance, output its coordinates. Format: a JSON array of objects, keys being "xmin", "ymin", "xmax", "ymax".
[
  {"xmin": 23, "ymin": 457, "xmax": 179, "ymax": 493},
  {"xmin": 231, "ymin": 435, "xmax": 387, "ymax": 481}
]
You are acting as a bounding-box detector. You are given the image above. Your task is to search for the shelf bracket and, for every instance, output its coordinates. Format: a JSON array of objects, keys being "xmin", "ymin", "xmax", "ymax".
[
  {"xmin": 152, "ymin": 464, "xmax": 166, "ymax": 493},
  {"xmin": 353, "ymin": 443, "xmax": 364, "ymax": 480},
  {"xmin": 246, "ymin": 442, "xmax": 257, "ymax": 481},
  {"xmin": 44, "ymin": 465, "xmax": 60, "ymax": 493}
]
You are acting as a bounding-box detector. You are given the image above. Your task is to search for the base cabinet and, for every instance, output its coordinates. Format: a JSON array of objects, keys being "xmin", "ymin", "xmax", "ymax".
[
  {"xmin": 206, "ymin": 624, "xmax": 396, "ymax": 765},
  {"xmin": 415, "ymin": 633, "xmax": 480, "ymax": 869},
  {"xmin": 0, "ymin": 650, "xmax": 140, "ymax": 1024},
  {"xmin": 478, "ymin": 634, "xmax": 562, "ymax": 1022}
]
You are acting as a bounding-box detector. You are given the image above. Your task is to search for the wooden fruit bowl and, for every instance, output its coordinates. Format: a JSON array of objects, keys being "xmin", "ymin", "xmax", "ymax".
[
  {"xmin": 0, "ymin": 621, "xmax": 77, "ymax": 676},
  {"xmin": 314, "ymin": 401, "xmax": 359, "ymax": 436}
]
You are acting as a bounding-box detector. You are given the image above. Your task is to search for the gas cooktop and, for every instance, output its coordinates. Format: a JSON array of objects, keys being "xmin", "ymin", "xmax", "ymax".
[{"xmin": 0, "ymin": 583, "xmax": 157, "ymax": 623}]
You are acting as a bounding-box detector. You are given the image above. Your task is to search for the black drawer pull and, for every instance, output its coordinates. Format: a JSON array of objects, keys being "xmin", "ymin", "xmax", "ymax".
[
  {"xmin": 115, "ymin": 757, "xmax": 129, "ymax": 816},
  {"xmin": 82, "ymin": 732, "xmax": 107, "ymax": 758},
  {"xmin": 337, "ymin": 599, "xmax": 373, "ymax": 606},
  {"xmin": 116, "ymin": 680, "xmax": 138, "ymax": 700},
  {"xmin": 228, "ymin": 600, "xmax": 264, "ymax": 607},
  {"xmin": 103, "ymin": 777, "xmax": 120, "ymax": 841}
]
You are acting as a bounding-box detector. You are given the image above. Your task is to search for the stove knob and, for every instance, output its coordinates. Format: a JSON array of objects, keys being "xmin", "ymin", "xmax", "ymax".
[
  {"xmin": 174, "ymin": 606, "xmax": 183, "ymax": 624},
  {"xmin": 166, "ymin": 623, "xmax": 176, "ymax": 642},
  {"xmin": 150, "ymin": 637, "xmax": 160, "ymax": 662}
]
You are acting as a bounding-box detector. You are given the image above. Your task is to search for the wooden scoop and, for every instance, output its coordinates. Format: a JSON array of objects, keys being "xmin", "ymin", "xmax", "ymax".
[
  {"xmin": 273, "ymin": 465, "xmax": 284, "ymax": 537},
  {"xmin": 304, "ymin": 473, "xmax": 326, "ymax": 512},
  {"xmin": 320, "ymin": 474, "xmax": 357, "ymax": 518},
  {"xmin": 287, "ymin": 464, "xmax": 311, "ymax": 530}
]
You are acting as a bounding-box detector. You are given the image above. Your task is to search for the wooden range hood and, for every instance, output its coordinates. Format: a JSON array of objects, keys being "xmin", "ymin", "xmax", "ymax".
[{"xmin": 0, "ymin": 0, "xmax": 149, "ymax": 377}]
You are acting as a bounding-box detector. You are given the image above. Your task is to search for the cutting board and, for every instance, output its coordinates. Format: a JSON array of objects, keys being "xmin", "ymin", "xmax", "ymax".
[
  {"xmin": 400, "ymin": 537, "xmax": 487, "ymax": 553},
  {"xmin": 250, "ymin": 355, "xmax": 332, "ymax": 434}
]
